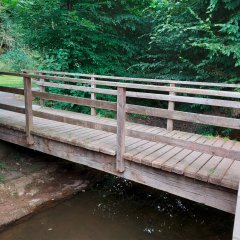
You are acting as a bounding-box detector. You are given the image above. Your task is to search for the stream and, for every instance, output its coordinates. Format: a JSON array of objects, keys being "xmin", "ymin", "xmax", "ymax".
[{"xmin": 0, "ymin": 176, "xmax": 234, "ymax": 240}]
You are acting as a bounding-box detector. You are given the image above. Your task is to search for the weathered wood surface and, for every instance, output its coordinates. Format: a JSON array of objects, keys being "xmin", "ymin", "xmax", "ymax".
[
  {"xmin": 116, "ymin": 87, "xmax": 126, "ymax": 172},
  {"xmin": 22, "ymin": 69, "xmax": 240, "ymax": 88},
  {"xmin": 34, "ymin": 80, "xmax": 240, "ymax": 109},
  {"xmin": 167, "ymin": 83, "xmax": 176, "ymax": 131},
  {"xmin": 30, "ymin": 74, "xmax": 240, "ymax": 99},
  {"xmin": 0, "ymin": 125, "xmax": 237, "ymax": 214},
  {"xmin": 23, "ymin": 76, "xmax": 34, "ymax": 145},
  {"xmin": 91, "ymin": 76, "xmax": 97, "ymax": 116},
  {"xmin": 0, "ymin": 108, "xmax": 240, "ymax": 191},
  {"xmin": 233, "ymin": 182, "xmax": 240, "ymax": 239},
  {"xmin": 1, "ymin": 70, "xmax": 240, "ymax": 218},
  {"xmin": 27, "ymin": 106, "xmax": 240, "ymax": 161},
  {"xmin": 2, "ymin": 71, "xmax": 239, "ymax": 99}
]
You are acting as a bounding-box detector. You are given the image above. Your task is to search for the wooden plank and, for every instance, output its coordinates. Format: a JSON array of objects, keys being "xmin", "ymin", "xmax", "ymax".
[
  {"xmin": 126, "ymin": 128, "xmax": 240, "ymax": 161},
  {"xmin": 130, "ymin": 142, "xmax": 166, "ymax": 163},
  {"xmin": 195, "ymin": 156, "xmax": 223, "ymax": 182},
  {"xmin": 221, "ymin": 161, "xmax": 240, "ymax": 189},
  {"xmin": 116, "ymin": 87, "xmax": 126, "ymax": 172},
  {"xmin": 124, "ymin": 141, "xmax": 157, "ymax": 161},
  {"xmin": 32, "ymin": 91, "xmax": 117, "ymax": 111},
  {"xmin": 0, "ymin": 86, "xmax": 24, "ymax": 95},
  {"xmin": 0, "ymin": 126, "xmax": 237, "ymax": 214},
  {"xmin": 23, "ymin": 76, "xmax": 34, "ymax": 145},
  {"xmin": 127, "ymin": 91, "xmax": 240, "ymax": 109},
  {"xmin": 91, "ymin": 76, "xmax": 96, "ymax": 116},
  {"xmin": 35, "ymin": 80, "xmax": 240, "ymax": 109},
  {"xmin": 126, "ymin": 104, "xmax": 240, "ymax": 130},
  {"xmin": 232, "ymin": 142, "xmax": 240, "ymax": 151},
  {"xmin": 39, "ymin": 72, "xmax": 45, "ymax": 106},
  {"xmin": 187, "ymin": 134, "xmax": 202, "ymax": 142},
  {"xmin": 2, "ymin": 104, "xmax": 240, "ymax": 161},
  {"xmin": 30, "ymin": 73, "xmax": 240, "ymax": 99},
  {"xmin": 172, "ymin": 151, "xmax": 203, "ymax": 175},
  {"xmin": 33, "ymin": 110, "xmax": 117, "ymax": 133},
  {"xmin": 142, "ymin": 145, "xmax": 175, "ymax": 166},
  {"xmin": 222, "ymin": 140, "xmax": 235, "ymax": 150},
  {"xmin": 167, "ymin": 83, "xmax": 175, "ymax": 131},
  {"xmin": 152, "ymin": 146, "xmax": 183, "ymax": 169},
  {"xmin": 33, "ymin": 81, "xmax": 117, "ymax": 96},
  {"xmin": 161, "ymin": 149, "xmax": 193, "ymax": 172},
  {"xmin": 27, "ymin": 70, "xmax": 240, "ymax": 88},
  {"xmin": 89, "ymin": 134, "xmax": 117, "ymax": 155},
  {"xmin": 184, "ymin": 153, "xmax": 212, "ymax": 179},
  {"xmin": 233, "ymin": 183, "xmax": 240, "ymax": 240},
  {"xmin": 0, "ymin": 103, "xmax": 25, "ymax": 114},
  {"xmin": 208, "ymin": 158, "xmax": 234, "ymax": 185}
]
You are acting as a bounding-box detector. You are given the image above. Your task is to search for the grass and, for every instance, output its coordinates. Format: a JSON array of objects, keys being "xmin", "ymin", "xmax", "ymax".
[{"xmin": 0, "ymin": 75, "xmax": 24, "ymax": 88}]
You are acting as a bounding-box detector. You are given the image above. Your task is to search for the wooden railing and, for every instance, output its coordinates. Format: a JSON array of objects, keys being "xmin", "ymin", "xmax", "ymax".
[{"xmin": 0, "ymin": 70, "xmax": 240, "ymax": 172}]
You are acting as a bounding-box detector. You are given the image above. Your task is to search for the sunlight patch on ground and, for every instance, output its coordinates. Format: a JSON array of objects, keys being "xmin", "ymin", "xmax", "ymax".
[{"xmin": 0, "ymin": 75, "xmax": 23, "ymax": 88}]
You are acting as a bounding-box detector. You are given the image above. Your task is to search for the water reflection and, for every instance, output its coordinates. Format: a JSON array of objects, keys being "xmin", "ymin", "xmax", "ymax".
[{"xmin": 0, "ymin": 176, "xmax": 234, "ymax": 240}]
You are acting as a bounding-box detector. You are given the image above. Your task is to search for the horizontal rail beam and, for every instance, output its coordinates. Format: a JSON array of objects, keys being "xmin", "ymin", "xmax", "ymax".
[
  {"xmin": 33, "ymin": 110, "xmax": 116, "ymax": 132},
  {"xmin": 32, "ymin": 75, "xmax": 240, "ymax": 99},
  {"xmin": 31, "ymin": 108, "xmax": 240, "ymax": 160},
  {"xmin": 32, "ymin": 91, "xmax": 117, "ymax": 111},
  {"xmin": 126, "ymin": 104, "xmax": 240, "ymax": 130},
  {"xmin": 2, "ymin": 79, "xmax": 238, "ymax": 110},
  {"xmin": 0, "ymin": 86, "xmax": 24, "ymax": 95},
  {"xmin": 127, "ymin": 92, "xmax": 240, "ymax": 109},
  {"xmin": 1, "ymin": 71, "xmax": 240, "ymax": 99},
  {"xmin": 35, "ymin": 81, "xmax": 240, "ymax": 109},
  {"xmin": 33, "ymin": 80, "xmax": 117, "ymax": 95},
  {"xmin": 0, "ymin": 103, "xmax": 25, "ymax": 114},
  {"xmin": 25, "ymin": 69, "xmax": 240, "ymax": 88}
]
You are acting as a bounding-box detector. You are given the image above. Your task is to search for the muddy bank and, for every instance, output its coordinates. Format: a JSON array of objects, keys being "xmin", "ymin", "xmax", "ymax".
[{"xmin": 0, "ymin": 141, "xmax": 98, "ymax": 231}]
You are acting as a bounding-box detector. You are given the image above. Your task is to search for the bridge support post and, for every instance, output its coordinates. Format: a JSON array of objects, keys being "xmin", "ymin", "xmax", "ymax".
[
  {"xmin": 116, "ymin": 87, "xmax": 126, "ymax": 172},
  {"xmin": 23, "ymin": 75, "xmax": 34, "ymax": 145},
  {"xmin": 167, "ymin": 83, "xmax": 176, "ymax": 131},
  {"xmin": 233, "ymin": 181, "xmax": 240, "ymax": 240},
  {"xmin": 39, "ymin": 72, "xmax": 46, "ymax": 107},
  {"xmin": 91, "ymin": 76, "xmax": 96, "ymax": 116}
]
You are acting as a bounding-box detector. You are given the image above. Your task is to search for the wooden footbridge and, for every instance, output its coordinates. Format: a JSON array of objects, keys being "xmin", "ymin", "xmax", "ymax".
[{"xmin": 0, "ymin": 70, "xmax": 240, "ymax": 238}]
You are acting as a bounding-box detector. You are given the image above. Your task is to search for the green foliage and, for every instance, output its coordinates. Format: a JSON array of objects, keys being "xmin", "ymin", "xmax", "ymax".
[
  {"xmin": 139, "ymin": 0, "xmax": 240, "ymax": 83},
  {"xmin": 13, "ymin": 0, "xmax": 151, "ymax": 75},
  {"xmin": 0, "ymin": 1, "xmax": 39, "ymax": 70}
]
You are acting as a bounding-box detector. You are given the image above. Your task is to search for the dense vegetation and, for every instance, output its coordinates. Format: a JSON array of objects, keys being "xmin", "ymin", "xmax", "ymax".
[
  {"xmin": 140, "ymin": 0, "xmax": 240, "ymax": 83},
  {"xmin": 0, "ymin": 0, "xmax": 239, "ymax": 135},
  {"xmin": 1, "ymin": 0, "xmax": 239, "ymax": 81}
]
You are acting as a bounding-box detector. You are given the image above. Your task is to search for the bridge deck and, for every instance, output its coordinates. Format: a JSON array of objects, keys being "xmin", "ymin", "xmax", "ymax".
[{"xmin": 1, "ymin": 106, "xmax": 239, "ymax": 191}]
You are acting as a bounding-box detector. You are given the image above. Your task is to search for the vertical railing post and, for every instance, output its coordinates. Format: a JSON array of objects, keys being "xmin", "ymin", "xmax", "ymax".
[
  {"xmin": 233, "ymin": 182, "xmax": 240, "ymax": 240},
  {"xmin": 23, "ymin": 74, "xmax": 34, "ymax": 145},
  {"xmin": 91, "ymin": 76, "xmax": 96, "ymax": 116},
  {"xmin": 116, "ymin": 87, "xmax": 126, "ymax": 172},
  {"xmin": 167, "ymin": 83, "xmax": 176, "ymax": 131},
  {"xmin": 39, "ymin": 72, "xmax": 46, "ymax": 107}
]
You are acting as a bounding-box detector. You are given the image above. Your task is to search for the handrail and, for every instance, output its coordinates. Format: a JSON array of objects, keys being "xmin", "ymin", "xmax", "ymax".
[
  {"xmin": 32, "ymin": 80, "xmax": 240, "ymax": 109},
  {"xmin": 1, "ymin": 71, "xmax": 240, "ymax": 97},
  {"xmin": 0, "ymin": 70, "xmax": 240, "ymax": 173},
  {"xmin": 23, "ymin": 69, "xmax": 240, "ymax": 88}
]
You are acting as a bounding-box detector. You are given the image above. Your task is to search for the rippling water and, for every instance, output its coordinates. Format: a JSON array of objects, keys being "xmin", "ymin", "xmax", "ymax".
[{"xmin": 0, "ymin": 177, "xmax": 234, "ymax": 240}]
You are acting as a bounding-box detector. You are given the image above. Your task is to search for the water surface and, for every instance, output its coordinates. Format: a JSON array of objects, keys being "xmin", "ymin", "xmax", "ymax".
[{"xmin": 0, "ymin": 178, "xmax": 234, "ymax": 240}]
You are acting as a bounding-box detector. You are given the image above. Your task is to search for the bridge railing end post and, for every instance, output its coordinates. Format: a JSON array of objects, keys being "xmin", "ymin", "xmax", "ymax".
[
  {"xmin": 167, "ymin": 83, "xmax": 176, "ymax": 131},
  {"xmin": 116, "ymin": 86, "xmax": 126, "ymax": 173},
  {"xmin": 23, "ymin": 74, "xmax": 34, "ymax": 145},
  {"xmin": 91, "ymin": 76, "xmax": 96, "ymax": 116}
]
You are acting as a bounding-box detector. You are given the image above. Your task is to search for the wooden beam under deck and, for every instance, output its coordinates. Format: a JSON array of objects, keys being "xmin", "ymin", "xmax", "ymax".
[{"xmin": 0, "ymin": 125, "xmax": 237, "ymax": 214}]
